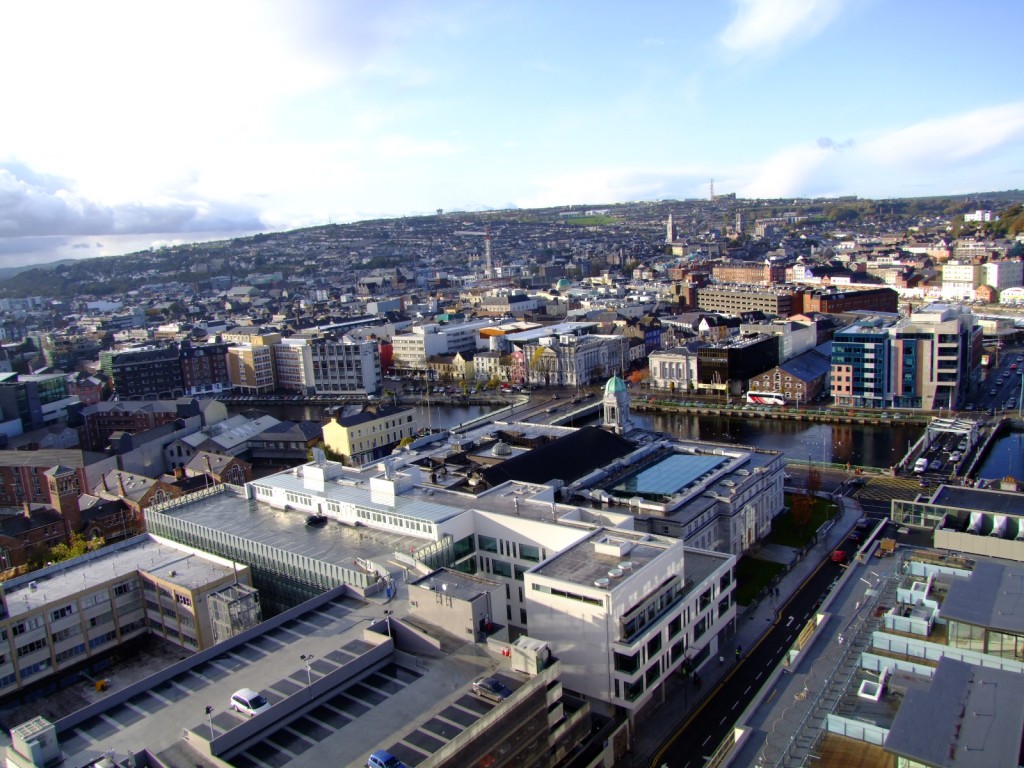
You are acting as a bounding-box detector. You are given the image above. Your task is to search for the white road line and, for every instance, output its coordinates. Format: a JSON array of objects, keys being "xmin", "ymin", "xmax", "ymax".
[{"xmin": 745, "ymin": 685, "xmax": 752, "ymax": 694}]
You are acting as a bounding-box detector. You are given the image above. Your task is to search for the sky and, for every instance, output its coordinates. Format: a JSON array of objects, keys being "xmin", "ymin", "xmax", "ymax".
[{"xmin": 2, "ymin": 0, "xmax": 1024, "ymax": 269}]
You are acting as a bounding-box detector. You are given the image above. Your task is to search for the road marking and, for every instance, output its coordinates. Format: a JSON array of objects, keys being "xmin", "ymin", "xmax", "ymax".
[
  {"xmin": 732, "ymin": 701, "xmax": 738, "ymax": 710},
  {"xmin": 720, "ymin": 716, "xmax": 727, "ymax": 725},
  {"xmin": 745, "ymin": 685, "xmax": 752, "ymax": 694},
  {"xmin": 703, "ymin": 734, "xmax": 712, "ymax": 746},
  {"xmin": 786, "ymin": 615, "xmax": 795, "ymax": 627},
  {"xmin": 755, "ymin": 672, "xmax": 762, "ymax": 680}
]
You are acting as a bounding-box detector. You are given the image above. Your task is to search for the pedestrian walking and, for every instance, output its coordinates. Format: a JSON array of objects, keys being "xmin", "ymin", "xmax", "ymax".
[
  {"xmin": 719, "ymin": 655, "xmax": 724, "ymax": 665},
  {"xmin": 735, "ymin": 645, "xmax": 742, "ymax": 659}
]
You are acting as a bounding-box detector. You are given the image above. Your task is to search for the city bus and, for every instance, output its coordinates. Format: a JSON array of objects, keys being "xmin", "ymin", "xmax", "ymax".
[{"xmin": 745, "ymin": 391, "xmax": 786, "ymax": 406}]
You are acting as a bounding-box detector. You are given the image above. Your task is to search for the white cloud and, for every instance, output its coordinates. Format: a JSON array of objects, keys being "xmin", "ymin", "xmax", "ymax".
[
  {"xmin": 719, "ymin": 0, "xmax": 845, "ymax": 56},
  {"xmin": 862, "ymin": 102, "xmax": 1024, "ymax": 167},
  {"xmin": 735, "ymin": 102, "xmax": 1024, "ymax": 198}
]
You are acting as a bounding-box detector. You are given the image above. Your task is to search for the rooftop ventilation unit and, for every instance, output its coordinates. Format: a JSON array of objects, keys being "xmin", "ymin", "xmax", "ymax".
[
  {"xmin": 618, "ymin": 561, "xmax": 633, "ymax": 571},
  {"xmin": 593, "ymin": 577, "xmax": 610, "ymax": 588},
  {"xmin": 967, "ymin": 512, "xmax": 984, "ymax": 535},
  {"xmin": 608, "ymin": 568, "xmax": 623, "ymax": 579},
  {"xmin": 991, "ymin": 515, "xmax": 1008, "ymax": 538}
]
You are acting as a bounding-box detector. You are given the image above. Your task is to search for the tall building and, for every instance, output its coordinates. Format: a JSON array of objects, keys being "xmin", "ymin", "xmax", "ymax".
[
  {"xmin": 99, "ymin": 346, "xmax": 184, "ymax": 400},
  {"xmin": 310, "ymin": 336, "xmax": 381, "ymax": 395},
  {"xmin": 831, "ymin": 305, "xmax": 979, "ymax": 409},
  {"xmin": 178, "ymin": 340, "xmax": 231, "ymax": 396},
  {"xmin": 830, "ymin": 316, "xmax": 895, "ymax": 408},
  {"xmin": 273, "ymin": 337, "xmax": 316, "ymax": 394},
  {"xmin": 890, "ymin": 304, "xmax": 979, "ymax": 410},
  {"xmin": 227, "ymin": 343, "xmax": 276, "ymax": 394}
]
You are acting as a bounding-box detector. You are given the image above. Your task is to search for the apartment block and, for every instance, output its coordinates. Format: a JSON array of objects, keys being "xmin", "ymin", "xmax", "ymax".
[
  {"xmin": 0, "ymin": 536, "xmax": 254, "ymax": 696},
  {"xmin": 310, "ymin": 336, "xmax": 381, "ymax": 395}
]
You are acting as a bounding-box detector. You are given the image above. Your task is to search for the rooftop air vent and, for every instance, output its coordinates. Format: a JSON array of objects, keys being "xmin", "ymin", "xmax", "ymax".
[
  {"xmin": 594, "ymin": 577, "xmax": 610, "ymax": 588},
  {"xmin": 608, "ymin": 568, "xmax": 623, "ymax": 578},
  {"xmin": 618, "ymin": 561, "xmax": 633, "ymax": 571}
]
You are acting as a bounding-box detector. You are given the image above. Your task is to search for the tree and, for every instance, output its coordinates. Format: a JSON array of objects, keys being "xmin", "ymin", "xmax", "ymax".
[
  {"xmin": 806, "ymin": 465, "xmax": 822, "ymax": 497},
  {"xmin": 49, "ymin": 533, "xmax": 104, "ymax": 564},
  {"xmin": 791, "ymin": 493, "xmax": 813, "ymax": 532}
]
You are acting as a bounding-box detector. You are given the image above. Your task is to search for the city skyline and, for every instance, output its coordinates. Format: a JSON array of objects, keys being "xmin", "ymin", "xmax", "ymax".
[{"xmin": 2, "ymin": 0, "xmax": 1023, "ymax": 268}]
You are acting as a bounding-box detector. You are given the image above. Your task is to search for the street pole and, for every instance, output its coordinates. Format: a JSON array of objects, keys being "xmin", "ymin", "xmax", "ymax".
[{"xmin": 301, "ymin": 654, "xmax": 314, "ymax": 698}]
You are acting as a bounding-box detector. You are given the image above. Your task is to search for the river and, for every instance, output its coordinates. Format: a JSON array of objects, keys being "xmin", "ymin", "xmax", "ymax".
[
  {"xmin": 247, "ymin": 402, "xmax": 923, "ymax": 470},
  {"xmin": 975, "ymin": 432, "xmax": 1024, "ymax": 480}
]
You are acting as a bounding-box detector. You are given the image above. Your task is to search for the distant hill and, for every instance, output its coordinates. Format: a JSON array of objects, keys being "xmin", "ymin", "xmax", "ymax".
[{"xmin": 0, "ymin": 259, "xmax": 77, "ymax": 282}]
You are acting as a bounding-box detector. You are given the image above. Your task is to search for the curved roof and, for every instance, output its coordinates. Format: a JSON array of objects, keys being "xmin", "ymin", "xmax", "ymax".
[{"xmin": 604, "ymin": 375, "xmax": 627, "ymax": 396}]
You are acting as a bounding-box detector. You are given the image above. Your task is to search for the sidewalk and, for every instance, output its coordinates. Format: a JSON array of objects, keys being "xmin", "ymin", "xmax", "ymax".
[{"xmin": 625, "ymin": 494, "xmax": 864, "ymax": 768}]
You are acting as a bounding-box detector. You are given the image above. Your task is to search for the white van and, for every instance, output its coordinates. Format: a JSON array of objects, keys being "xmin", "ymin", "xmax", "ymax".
[
  {"xmin": 913, "ymin": 458, "xmax": 929, "ymax": 474},
  {"xmin": 230, "ymin": 688, "xmax": 271, "ymax": 717}
]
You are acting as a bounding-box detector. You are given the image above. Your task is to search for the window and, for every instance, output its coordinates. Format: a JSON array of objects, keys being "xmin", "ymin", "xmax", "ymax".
[
  {"xmin": 614, "ymin": 650, "xmax": 641, "ymax": 674},
  {"xmin": 519, "ymin": 543, "xmax": 541, "ymax": 562},
  {"xmin": 51, "ymin": 605, "xmax": 75, "ymax": 621},
  {"xmin": 478, "ymin": 535, "xmax": 498, "ymax": 553},
  {"xmin": 491, "ymin": 560, "xmax": 512, "ymax": 578},
  {"xmin": 646, "ymin": 634, "xmax": 663, "ymax": 657}
]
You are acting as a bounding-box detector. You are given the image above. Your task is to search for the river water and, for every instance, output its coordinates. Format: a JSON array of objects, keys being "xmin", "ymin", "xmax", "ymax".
[{"xmin": 240, "ymin": 399, "xmax": 1024, "ymax": 482}]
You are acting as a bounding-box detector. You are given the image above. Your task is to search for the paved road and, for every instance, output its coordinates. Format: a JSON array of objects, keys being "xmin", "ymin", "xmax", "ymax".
[{"xmin": 651, "ymin": 540, "xmax": 854, "ymax": 768}]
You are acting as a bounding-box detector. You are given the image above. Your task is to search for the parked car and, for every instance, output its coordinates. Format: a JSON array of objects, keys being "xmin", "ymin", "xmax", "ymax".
[
  {"xmin": 230, "ymin": 688, "xmax": 271, "ymax": 717},
  {"xmin": 472, "ymin": 676, "xmax": 512, "ymax": 702},
  {"xmin": 831, "ymin": 550, "xmax": 849, "ymax": 564},
  {"xmin": 367, "ymin": 751, "xmax": 405, "ymax": 768}
]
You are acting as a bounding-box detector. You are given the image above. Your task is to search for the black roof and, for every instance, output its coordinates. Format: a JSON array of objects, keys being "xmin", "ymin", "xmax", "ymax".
[{"xmin": 480, "ymin": 427, "xmax": 634, "ymax": 487}]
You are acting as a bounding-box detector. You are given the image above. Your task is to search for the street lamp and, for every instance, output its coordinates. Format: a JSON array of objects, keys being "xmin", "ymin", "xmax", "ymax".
[
  {"xmin": 383, "ymin": 610, "xmax": 394, "ymax": 639},
  {"xmin": 300, "ymin": 654, "xmax": 315, "ymax": 690},
  {"xmin": 204, "ymin": 705, "xmax": 214, "ymax": 740}
]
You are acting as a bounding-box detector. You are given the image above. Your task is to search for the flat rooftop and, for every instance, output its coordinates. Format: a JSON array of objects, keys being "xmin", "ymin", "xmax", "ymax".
[
  {"xmin": 531, "ymin": 530, "xmax": 667, "ymax": 589},
  {"xmin": 608, "ymin": 453, "xmax": 729, "ymax": 500},
  {"xmin": 21, "ymin": 585, "xmax": 523, "ymax": 768},
  {"xmin": 3, "ymin": 536, "xmax": 236, "ymax": 618},
  {"xmin": 154, "ymin": 488, "xmax": 427, "ymax": 569},
  {"xmin": 940, "ymin": 560, "xmax": 1024, "ymax": 634},
  {"xmin": 930, "ymin": 485, "xmax": 1024, "ymax": 515}
]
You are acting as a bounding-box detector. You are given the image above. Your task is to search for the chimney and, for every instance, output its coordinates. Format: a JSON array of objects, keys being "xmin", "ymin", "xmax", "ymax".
[
  {"xmin": 205, "ymin": 455, "xmax": 212, "ymax": 473},
  {"xmin": 22, "ymin": 502, "xmax": 31, "ymax": 519},
  {"xmin": 102, "ymin": 474, "xmax": 108, "ymax": 492},
  {"xmin": 117, "ymin": 474, "xmax": 126, "ymax": 496},
  {"xmin": 173, "ymin": 466, "xmax": 185, "ymax": 480}
]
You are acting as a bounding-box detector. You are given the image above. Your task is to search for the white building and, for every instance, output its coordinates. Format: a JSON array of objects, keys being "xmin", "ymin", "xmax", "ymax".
[
  {"xmin": 649, "ymin": 346, "xmax": 702, "ymax": 391},
  {"xmin": 310, "ymin": 336, "xmax": 381, "ymax": 395},
  {"xmin": 982, "ymin": 259, "xmax": 1024, "ymax": 292},
  {"xmin": 941, "ymin": 261, "xmax": 982, "ymax": 301},
  {"xmin": 391, "ymin": 319, "xmax": 496, "ymax": 368},
  {"xmin": 526, "ymin": 529, "xmax": 734, "ymax": 712},
  {"xmin": 274, "ymin": 337, "xmax": 316, "ymax": 394}
]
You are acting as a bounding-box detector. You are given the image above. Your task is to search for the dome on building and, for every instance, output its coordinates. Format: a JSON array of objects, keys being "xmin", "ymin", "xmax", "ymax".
[
  {"xmin": 555, "ymin": 278, "xmax": 571, "ymax": 292},
  {"xmin": 604, "ymin": 375, "xmax": 627, "ymax": 396}
]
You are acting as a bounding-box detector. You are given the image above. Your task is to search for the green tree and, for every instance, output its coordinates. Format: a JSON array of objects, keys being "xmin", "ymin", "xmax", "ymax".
[{"xmin": 49, "ymin": 533, "xmax": 104, "ymax": 564}]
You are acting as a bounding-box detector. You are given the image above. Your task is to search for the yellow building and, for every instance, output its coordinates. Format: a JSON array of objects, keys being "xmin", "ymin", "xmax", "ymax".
[{"xmin": 322, "ymin": 405, "xmax": 418, "ymax": 466}]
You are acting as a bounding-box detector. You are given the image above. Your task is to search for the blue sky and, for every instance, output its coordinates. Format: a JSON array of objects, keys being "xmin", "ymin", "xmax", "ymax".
[{"xmin": 1, "ymin": 0, "xmax": 1023, "ymax": 267}]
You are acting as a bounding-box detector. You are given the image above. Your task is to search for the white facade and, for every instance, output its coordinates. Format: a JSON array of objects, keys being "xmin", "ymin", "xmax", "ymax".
[
  {"xmin": 526, "ymin": 530, "xmax": 735, "ymax": 711},
  {"xmin": 520, "ymin": 334, "xmax": 628, "ymax": 387},
  {"xmin": 982, "ymin": 260, "xmax": 1023, "ymax": 291},
  {"xmin": 311, "ymin": 337, "xmax": 381, "ymax": 395},
  {"xmin": 274, "ymin": 338, "xmax": 316, "ymax": 393},
  {"xmin": 941, "ymin": 261, "xmax": 982, "ymax": 301},
  {"xmin": 392, "ymin": 320, "xmax": 495, "ymax": 368},
  {"xmin": 649, "ymin": 347, "xmax": 700, "ymax": 391}
]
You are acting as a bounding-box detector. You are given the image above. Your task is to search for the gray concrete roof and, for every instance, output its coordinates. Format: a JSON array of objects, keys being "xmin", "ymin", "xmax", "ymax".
[
  {"xmin": 940, "ymin": 560, "xmax": 1024, "ymax": 634},
  {"xmin": 885, "ymin": 657, "xmax": 1024, "ymax": 768}
]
